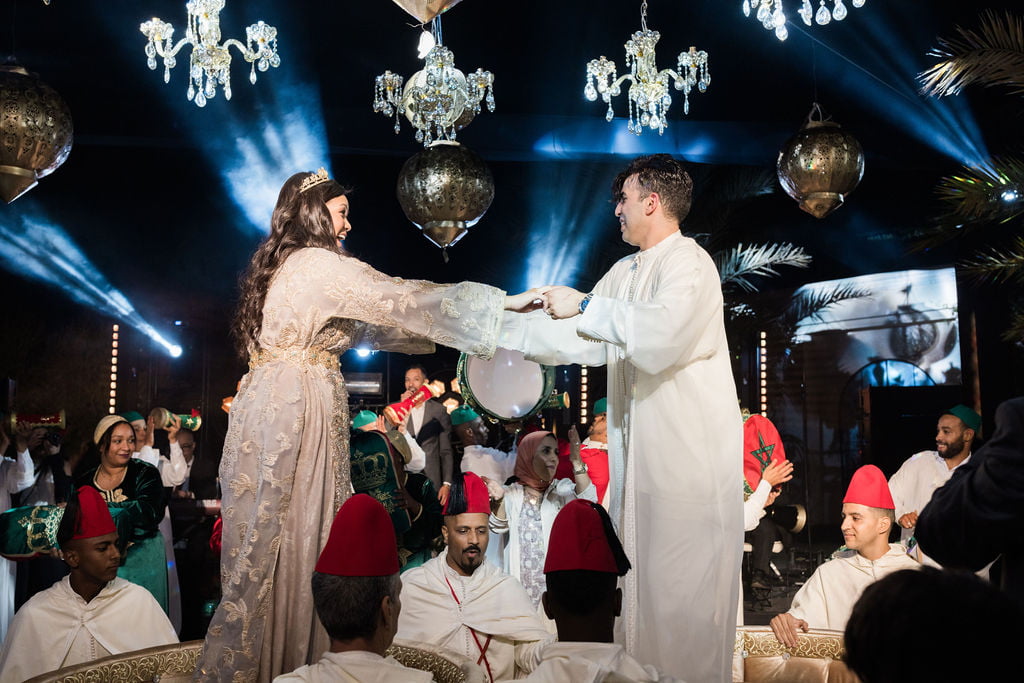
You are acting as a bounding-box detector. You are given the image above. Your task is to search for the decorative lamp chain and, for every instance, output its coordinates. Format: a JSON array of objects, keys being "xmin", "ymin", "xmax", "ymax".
[
  {"xmin": 584, "ymin": 0, "xmax": 709, "ymax": 136},
  {"xmin": 741, "ymin": 0, "xmax": 866, "ymax": 42},
  {"xmin": 140, "ymin": 0, "xmax": 280, "ymax": 107}
]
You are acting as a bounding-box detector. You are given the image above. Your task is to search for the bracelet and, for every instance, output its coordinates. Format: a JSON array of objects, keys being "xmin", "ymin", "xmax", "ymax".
[{"xmin": 573, "ymin": 463, "xmax": 588, "ymax": 476}]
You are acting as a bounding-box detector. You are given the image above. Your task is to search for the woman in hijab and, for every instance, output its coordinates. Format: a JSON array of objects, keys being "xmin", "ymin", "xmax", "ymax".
[{"xmin": 487, "ymin": 427, "xmax": 596, "ymax": 607}]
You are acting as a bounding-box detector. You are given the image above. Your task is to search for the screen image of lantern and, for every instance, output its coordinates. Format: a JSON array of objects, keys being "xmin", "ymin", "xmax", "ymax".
[{"xmin": 792, "ymin": 268, "xmax": 961, "ymax": 386}]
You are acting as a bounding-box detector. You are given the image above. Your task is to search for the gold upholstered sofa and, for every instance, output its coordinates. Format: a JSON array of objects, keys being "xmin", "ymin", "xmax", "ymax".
[
  {"xmin": 733, "ymin": 626, "xmax": 861, "ymax": 682},
  {"xmin": 25, "ymin": 638, "xmax": 486, "ymax": 683}
]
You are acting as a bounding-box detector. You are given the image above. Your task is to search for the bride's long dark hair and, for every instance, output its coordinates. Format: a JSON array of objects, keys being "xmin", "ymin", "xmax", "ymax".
[{"xmin": 232, "ymin": 171, "xmax": 351, "ymax": 359}]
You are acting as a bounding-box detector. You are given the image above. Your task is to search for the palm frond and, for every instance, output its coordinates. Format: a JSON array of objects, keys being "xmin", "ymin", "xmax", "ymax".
[
  {"xmin": 961, "ymin": 236, "xmax": 1024, "ymax": 284},
  {"xmin": 715, "ymin": 242, "xmax": 812, "ymax": 293},
  {"xmin": 775, "ymin": 283, "xmax": 871, "ymax": 332},
  {"xmin": 1001, "ymin": 306, "xmax": 1024, "ymax": 343},
  {"xmin": 912, "ymin": 157, "xmax": 1024, "ymax": 251},
  {"xmin": 919, "ymin": 11, "xmax": 1024, "ymax": 97}
]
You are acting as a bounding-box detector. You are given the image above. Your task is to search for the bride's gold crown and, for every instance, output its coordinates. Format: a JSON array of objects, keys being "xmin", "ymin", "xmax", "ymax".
[{"xmin": 299, "ymin": 167, "xmax": 331, "ymax": 193}]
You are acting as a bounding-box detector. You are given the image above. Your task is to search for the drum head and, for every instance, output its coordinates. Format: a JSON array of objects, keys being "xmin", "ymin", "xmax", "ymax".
[{"xmin": 457, "ymin": 349, "xmax": 554, "ymax": 421}]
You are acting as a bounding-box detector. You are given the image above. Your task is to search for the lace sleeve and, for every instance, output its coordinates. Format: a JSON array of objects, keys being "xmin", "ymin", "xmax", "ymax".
[{"xmin": 297, "ymin": 249, "xmax": 506, "ymax": 360}]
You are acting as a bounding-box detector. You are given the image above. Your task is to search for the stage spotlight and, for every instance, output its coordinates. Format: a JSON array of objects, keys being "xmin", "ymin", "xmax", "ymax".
[
  {"xmin": 1001, "ymin": 189, "xmax": 1019, "ymax": 203},
  {"xmin": 784, "ymin": 11, "xmax": 988, "ymax": 168},
  {"xmin": 221, "ymin": 89, "xmax": 330, "ymax": 233},
  {"xmin": 0, "ymin": 202, "xmax": 183, "ymax": 358},
  {"xmin": 521, "ymin": 163, "xmax": 612, "ymax": 291}
]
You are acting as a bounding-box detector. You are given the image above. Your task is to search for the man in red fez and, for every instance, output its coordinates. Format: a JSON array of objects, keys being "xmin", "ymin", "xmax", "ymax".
[
  {"xmin": 0, "ymin": 486, "xmax": 177, "ymax": 681},
  {"xmin": 525, "ymin": 499, "xmax": 681, "ymax": 682},
  {"xmin": 397, "ymin": 472, "xmax": 553, "ymax": 682},
  {"xmin": 769, "ymin": 465, "xmax": 919, "ymax": 648},
  {"xmin": 276, "ymin": 494, "xmax": 431, "ymax": 682}
]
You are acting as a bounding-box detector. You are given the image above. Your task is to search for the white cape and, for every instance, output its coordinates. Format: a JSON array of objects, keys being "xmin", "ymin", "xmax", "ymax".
[
  {"xmin": 788, "ymin": 544, "xmax": 921, "ymax": 631},
  {"xmin": 398, "ymin": 554, "xmax": 552, "ymax": 681},
  {"xmin": 516, "ymin": 642, "xmax": 685, "ymax": 683},
  {"xmin": 273, "ymin": 651, "xmax": 433, "ymax": 682},
  {"xmin": 0, "ymin": 576, "xmax": 177, "ymax": 682}
]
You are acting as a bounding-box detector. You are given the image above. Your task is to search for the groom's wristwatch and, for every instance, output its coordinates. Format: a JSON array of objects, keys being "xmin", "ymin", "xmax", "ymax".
[{"xmin": 579, "ymin": 292, "xmax": 594, "ymax": 314}]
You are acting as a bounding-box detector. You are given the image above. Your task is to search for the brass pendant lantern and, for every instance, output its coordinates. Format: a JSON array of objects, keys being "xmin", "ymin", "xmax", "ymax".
[
  {"xmin": 0, "ymin": 64, "xmax": 74, "ymax": 204},
  {"xmin": 396, "ymin": 141, "xmax": 494, "ymax": 256},
  {"xmin": 777, "ymin": 104, "xmax": 864, "ymax": 219}
]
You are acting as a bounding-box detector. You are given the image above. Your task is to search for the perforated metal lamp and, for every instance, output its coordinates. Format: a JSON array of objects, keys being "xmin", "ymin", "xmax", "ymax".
[
  {"xmin": 777, "ymin": 105, "xmax": 864, "ymax": 219},
  {"xmin": 0, "ymin": 64, "xmax": 73, "ymax": 204}
]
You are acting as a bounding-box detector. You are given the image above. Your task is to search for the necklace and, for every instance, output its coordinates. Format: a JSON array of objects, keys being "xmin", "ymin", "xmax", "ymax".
[{"xmin": 94, "ymin": 465, "xmax": 128, "ymax": 491}]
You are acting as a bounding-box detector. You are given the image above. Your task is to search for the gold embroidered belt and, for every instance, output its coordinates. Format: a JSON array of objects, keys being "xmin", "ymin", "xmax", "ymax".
[{"xmin": 248, "ymin": 347, "xmax": 339, "ymax": 372}]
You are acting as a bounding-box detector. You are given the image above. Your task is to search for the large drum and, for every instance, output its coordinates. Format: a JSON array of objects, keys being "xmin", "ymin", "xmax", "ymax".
[{"xmin": 457, "ymin": 348, "xmax": 554, "ymax": 421}]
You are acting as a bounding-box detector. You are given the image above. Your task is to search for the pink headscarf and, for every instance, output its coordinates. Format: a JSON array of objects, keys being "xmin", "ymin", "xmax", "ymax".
[{"xmin": 515, "ymin": 430, "xmax": 554, "ymax": 491}]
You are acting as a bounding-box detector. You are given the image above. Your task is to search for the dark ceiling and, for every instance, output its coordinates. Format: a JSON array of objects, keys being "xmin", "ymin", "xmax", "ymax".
[{"xmin": 2, "ymin": 0, "xmax": 1022, "ymax": 370}]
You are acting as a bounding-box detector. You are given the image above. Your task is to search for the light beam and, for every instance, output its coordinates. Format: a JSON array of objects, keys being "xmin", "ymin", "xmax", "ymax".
[{"xmin": 0, "ymin": 202, "xmax": 183, "ymax": 357}]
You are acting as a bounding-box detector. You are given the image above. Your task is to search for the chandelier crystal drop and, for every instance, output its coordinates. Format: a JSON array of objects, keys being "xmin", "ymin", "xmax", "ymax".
[
  {"xmin": 743, "ymin": 0, "xmax": 866, "ymax": 41},
  {"xmin": 584, "ymin": 0, "xmax": 709, "ymax": 136},
  {"xmin": 140, "ymin": 0, "xmax": 280, "ymax": 107},
  {"xmin": 373, "ymin": 17, "xmax": 495, "ymax": 147}
]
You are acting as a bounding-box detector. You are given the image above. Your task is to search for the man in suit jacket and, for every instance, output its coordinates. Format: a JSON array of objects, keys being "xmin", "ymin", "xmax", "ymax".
[{"xmin": 403, "ymin": 364, "xmax": 453, "ymax": 504}]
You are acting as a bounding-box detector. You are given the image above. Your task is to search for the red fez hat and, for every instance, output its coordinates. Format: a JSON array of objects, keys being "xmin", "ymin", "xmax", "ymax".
[
  {"xmin": 843, "ymin": 465, "xmax": 895, "ymax": 509},
  {"xmin": 72, "ymin": 486, "xmax": 116, "ymax": 541},
  {"xmin": 443, "ymin": 471, "xmax": 490, "ymax": 516},
  {"xmin": 743, "ymin": 415, "xmax": 787, "ymax": 493},
  {"xmin": 314, "ymin": 494, "xmax": 399, "ymax": 576},
  {"xmin": 544, "ymin": 499, "xmax": 620, "ymax": 574}
]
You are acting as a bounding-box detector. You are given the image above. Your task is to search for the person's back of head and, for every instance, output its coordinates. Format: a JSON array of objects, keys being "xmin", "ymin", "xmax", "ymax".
[
  {"xmin": 312, "ymin": 494, "xmax": 402, "ymax": 656},
  {"xmin": 312, "ymin": 572, "xmax": 401, "ymax": 652},
  {"xmin": 542, "ymin": 499, "xmax": 631, "ymax": 643},
  {"xmin": 845, "ymin": 567, "xmax": 1023, "ymax": 682}
]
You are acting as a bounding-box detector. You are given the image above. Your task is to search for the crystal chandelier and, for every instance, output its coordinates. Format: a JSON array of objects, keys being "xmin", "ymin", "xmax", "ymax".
[
  {"xmin": 584, "ymin": 0, "xmax": 710, "ymax": 136},
  {"xmin": 374, "ymin": 17, "xmax": 495, "ymax": 146},
  {"xmin": 140, "ymin": 0, "xmax": 280, "ymax": 107},
  {"xmin": 742, "ymin": 0, "xmax": 866, "ymax": 42}
]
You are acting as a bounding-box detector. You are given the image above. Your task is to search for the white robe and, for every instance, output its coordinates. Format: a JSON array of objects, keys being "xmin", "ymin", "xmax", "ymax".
[
  {"xmin": 888, "ymin": 450, "xmax": 972, "ymax": 567},
  {"xmin": 0, "ymin": 576, "xmax": 178, "ymax": 682},
  {"xmin": 273, "ymin": 651, "xmax": 434, "ymax": 683},
  {"xmin": 397, "ymin": 553, "xmax": 553, "ymax": 682},
  {"xmin": 787, "ymin": 544, "xmax": 920, "ymax": 631},
  {"xmin": 515, "ymin": 642, "xmax": 685, "ymax": 683},
  {"xmin": 461, "ymin": 445, "xmax": 516, "ymax": 486},
  {"xmin": 0, "ymin": 448, "xmax": 35, "ymax": 643},
  {"xmin": 499, "ymin": 231, "xmax": 743, "ymax": 681}
]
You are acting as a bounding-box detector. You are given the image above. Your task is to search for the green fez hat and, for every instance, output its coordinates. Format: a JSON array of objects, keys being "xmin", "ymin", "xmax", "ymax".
[
  {"xmin": 945, "ymin": 404, "xmax": 981, "ymax": 432},
  {"xmin": 593, "ymin": 397, "xmax": 607, "ymax": 415},
  {"xmin": 351, "ymin": 410, "xmax": 379, "ymax": 429},
  {"xmin": 119, "ymin": 411, "xmax": 145, "ymax": 423},
  {"xmin": 450, "ymin": 405, "xmax": 480, "ymax": 426}
]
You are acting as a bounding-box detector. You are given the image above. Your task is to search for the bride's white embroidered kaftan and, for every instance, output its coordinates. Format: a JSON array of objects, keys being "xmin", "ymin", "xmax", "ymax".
[{"xmin": 196, "ymin": 248, "xmax": 505, "ymax": 682}]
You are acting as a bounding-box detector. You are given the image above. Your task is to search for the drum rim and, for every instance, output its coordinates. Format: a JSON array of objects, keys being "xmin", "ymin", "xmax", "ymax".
[{"xmin": 456, "ymin": 351, "xmax": 555, "ymax": 422}]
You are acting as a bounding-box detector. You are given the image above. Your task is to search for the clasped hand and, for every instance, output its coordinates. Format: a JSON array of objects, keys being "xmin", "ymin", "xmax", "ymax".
[{"xmin": 504, "ymin": 286, "xmax": 587, "ymax": 320}]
